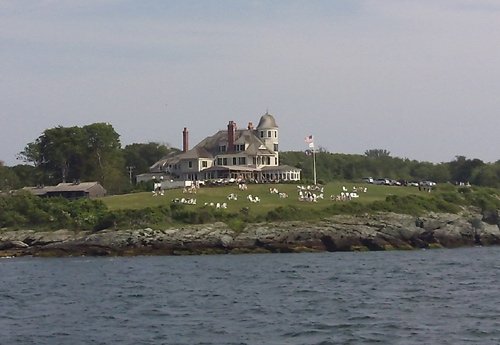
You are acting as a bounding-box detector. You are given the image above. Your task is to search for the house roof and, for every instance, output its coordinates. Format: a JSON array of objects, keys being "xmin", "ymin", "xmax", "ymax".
[
  {"xmin": 23, "ymin": 182, "xmax": 106, "ymax": 195},
  {"xmin": 202, "ymin": 165, "xmax": 260, "ymax": 173},
  {"xmin": 50, "ymin": 182, "xmax": 104, "ymax": 192},
  {"xmin": 261, "ymin": 165, "xmax": 302, "ymax": 172},
  {"xmin": 153, "ymin": 127, "xmax": 275, "ymax": 169},
  {"xmin": 149, "ymin": 145, "xmax": 214, "ymax": 172},
  {"xmin": 257, "ymin": 112, "xmax": 278, "ymax": 129}
]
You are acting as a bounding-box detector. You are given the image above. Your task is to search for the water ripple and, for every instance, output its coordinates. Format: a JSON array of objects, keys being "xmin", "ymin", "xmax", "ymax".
[{"xmin": 2, "ymin": 247, "xmax": 500, "ymax": 344}]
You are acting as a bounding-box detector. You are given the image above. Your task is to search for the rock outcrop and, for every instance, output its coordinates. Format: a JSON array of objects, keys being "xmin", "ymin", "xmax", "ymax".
[{"xmin": 1, "ymin": 209, "xmax": 499, "ymax": 257}]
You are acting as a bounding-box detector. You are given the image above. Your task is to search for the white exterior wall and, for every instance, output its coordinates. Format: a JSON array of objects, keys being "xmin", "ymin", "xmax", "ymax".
[{"xmin": 255, "ymin": 128, "xmax": 279, "ymax": 167}]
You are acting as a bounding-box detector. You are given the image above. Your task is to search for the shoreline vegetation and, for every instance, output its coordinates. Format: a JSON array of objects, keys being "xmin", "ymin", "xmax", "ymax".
[{"xmin": 1, "ymin": 182, "xmax": 499, "ymax": 257}]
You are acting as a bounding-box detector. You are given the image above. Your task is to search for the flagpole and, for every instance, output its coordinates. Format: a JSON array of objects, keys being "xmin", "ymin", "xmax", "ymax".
[
  {"xmin": 304, "ymin": 135, "xmax": 317, "ymax": 185},
  {"xmin": 312, "ymin": 147, "xmax": 317, "ymax": 185}
]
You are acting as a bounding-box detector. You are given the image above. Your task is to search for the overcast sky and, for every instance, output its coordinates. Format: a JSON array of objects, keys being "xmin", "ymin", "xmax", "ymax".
[{"xmin": 1, "ymin": 0, "xmax": 499, "ymax": 166}]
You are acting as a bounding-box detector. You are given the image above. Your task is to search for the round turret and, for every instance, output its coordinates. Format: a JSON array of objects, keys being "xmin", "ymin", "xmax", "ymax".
[{"xmin": 257, "ymin": 112, "xmax": 278, "ymax": 129}]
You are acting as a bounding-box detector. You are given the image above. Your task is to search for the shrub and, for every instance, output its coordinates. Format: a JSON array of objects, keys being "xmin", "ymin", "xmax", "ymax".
[
  {"xmin": 266, "ymin": 205, "xmax": 305, "ymax": 222},
  {"xmin": 439, "ymin": 191, "xmax": 465, "ymax": 205}
]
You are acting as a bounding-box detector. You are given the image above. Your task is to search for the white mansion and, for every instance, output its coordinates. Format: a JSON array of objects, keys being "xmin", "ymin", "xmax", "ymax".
[{"xmin": 148, "ymin": 113, "xmax": 301, "ymax": 183}]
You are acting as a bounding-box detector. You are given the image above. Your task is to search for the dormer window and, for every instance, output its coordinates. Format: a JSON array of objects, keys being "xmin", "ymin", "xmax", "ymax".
[{"xmin": 219, "ymin": 145, "xmax": 226, "ymax": 153}]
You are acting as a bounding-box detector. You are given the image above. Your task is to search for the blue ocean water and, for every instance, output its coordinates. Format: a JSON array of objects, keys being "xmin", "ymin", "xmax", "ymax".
[{"xmin": 1, "ymin": 247, "xmax": 500, "ymax": 345}]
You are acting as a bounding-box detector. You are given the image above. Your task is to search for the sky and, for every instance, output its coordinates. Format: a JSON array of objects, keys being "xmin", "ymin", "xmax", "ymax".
[{"xmin": 1, "ymin": 0, "xmax": 499, "ymax": 166}]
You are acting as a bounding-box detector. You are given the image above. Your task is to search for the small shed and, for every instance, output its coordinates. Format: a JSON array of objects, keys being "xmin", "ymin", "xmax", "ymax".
[{"xmin": 24, "ymin": 182, "xmax": 107, "ymax": 199}]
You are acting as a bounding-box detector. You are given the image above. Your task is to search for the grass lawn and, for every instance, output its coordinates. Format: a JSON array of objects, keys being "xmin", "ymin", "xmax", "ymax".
[{"xmin": 101, "ymin": 182, "xmax": 433, "ymax": 216}]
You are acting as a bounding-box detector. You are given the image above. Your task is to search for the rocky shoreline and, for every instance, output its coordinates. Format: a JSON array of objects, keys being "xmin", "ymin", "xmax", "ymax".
[{"xmin": 1, "ymin": 209, "xmax": 499, "ymax": 257}]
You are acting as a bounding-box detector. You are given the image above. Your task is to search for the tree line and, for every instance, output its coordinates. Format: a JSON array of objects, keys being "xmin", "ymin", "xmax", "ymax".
[
  {"xmin": 281, "ymin": 149, "xmax": 500, "ymax": 188},
  {"xmin": 0, "ymin": 123, "xmax": 499, "ymax": 194},
  {"xmin": 1, "ymin": 123, "xmax": 179, "ymax": 194}
]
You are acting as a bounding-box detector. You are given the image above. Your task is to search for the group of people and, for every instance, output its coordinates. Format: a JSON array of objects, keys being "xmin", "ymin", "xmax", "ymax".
[
  {"xmin": 172, "ymin": 197, "xmax": 197, "ymax": 205},
  {"xmin": 329, "ymin": 185, "xmax": 367, "ymax": 201}
]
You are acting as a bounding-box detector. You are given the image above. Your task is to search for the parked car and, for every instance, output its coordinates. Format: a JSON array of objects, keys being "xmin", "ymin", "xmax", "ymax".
[
  {"xmin": 373, "ymin": 178, "xmax": 390, "ymax": 185},
  {"xmin": 362, "ymin": 177, "xmax": 374, "ymax": 184}
]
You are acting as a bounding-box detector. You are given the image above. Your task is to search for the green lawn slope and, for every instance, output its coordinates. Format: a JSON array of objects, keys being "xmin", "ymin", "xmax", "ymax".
[
  {"xmin": 1, "ymin": 182, "xmax": 498, "ymax": 231},
  {"xmin": 102, "ymin": 182, "xmax": 431, "ymax": 216}
]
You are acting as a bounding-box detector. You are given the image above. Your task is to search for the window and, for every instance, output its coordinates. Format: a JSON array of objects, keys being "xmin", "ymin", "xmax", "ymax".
[
  {"xmin": 267, "ymin": 157, "xmax": 271, "ymax": 165},
  {"xmin": 253, "ymin": 157, "xmax": 256, "ymax": 165},
  {"xmin": 202, "ymin": 161, "xmax": 207, "ymax": 168},
  {"xmin": 260, "ymin": 131, "xmax": 264, "ymax": 138},
  {"xmin": 274, "ymin": 144, "xmax": 278, "ymax": 151},
  {"xmin": 233, "ymin": 157, "xmax": 237, "ymax": 165},
  {"xmin": 267, "ymin": 131, "xmax": 271, "ymax": 137},
  {"xmin": 274, "ymin": 157, "xmax": 278, "ymax": 165},
  {"xmin": 239, "ymin": 157, "xmax": 246, "ymax": 165},
  {"xmin": 188, "ymin": 161, "xmax": 193, "ymax": 168},
  {"xmin": 222, "ymin": 158, "xmax": 228, "ymax": 165},
  {"xmin": 217, "ymin": 158, "xmax": 223, "ymax": 165},
  {"xmin": 219, "ymin": 145, "xmax": 226, "ymax": 153},
  {"xmin": 274, "ymin": 131, "xmax": 277, "ymax": 138}
]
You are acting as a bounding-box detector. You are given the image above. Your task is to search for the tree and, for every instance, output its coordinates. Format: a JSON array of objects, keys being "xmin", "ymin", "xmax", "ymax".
[
  {"xmin": 123, "ymin": 142, "xmax": 176, "ymax": 176},
  {"xmin": 81, "ymin": 123, "xmax": 127, "ymax": 193},
  {"xmin": 10, "ymin": 165, "xmax": 39, "ymax": 188},
  {"xmin": 471, "ymin": 164, "xmax": 500, "ymax": 188},
  {"xmin": 19, "ymin": 126, "xmax": 85, "ymax": 183},
  {"xmin": 19, "ymin": 123, "xmax": 128, "ymax": 193},
  {"xmin": 448, "ymin": 156, "xmax": 485, "ymax": 184},
  {"xmin": 82, "ymin": 123, "xmax": 123, "ymax": 181},
  {"xmin": 364, "ymin": 149, "xmax": 391, "ymax": 158},
  {"xmin": 0, "ymin": 162, "xmax": 20, "ymax": 191}
]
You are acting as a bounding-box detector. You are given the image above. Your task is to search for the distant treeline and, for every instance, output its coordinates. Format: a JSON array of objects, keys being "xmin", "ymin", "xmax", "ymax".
[
  {"xmin": 0, "ymin": 124, "xmax": 499, "ymax": 194},
  {"xmin": 280, "ymin": 149, "xmax": 500, "ymax": 188}
]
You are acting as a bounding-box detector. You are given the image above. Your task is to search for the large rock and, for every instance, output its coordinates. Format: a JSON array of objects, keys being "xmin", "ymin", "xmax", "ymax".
[{"xmin": 1, "ymin": 208, "xmax": 499, "ymax": 256}]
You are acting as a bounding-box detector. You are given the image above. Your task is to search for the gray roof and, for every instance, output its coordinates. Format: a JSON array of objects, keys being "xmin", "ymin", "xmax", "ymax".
[
  {"xmin": 203, "ymin": 165, "xmax": 259, "ymax": 172},
  {"xmin": 150, "ymin": 145, "xmax": 214, "ymax": 171},
  {"xmin": 23, "ymin": 182, "xmax": 106, "ymax": 195},
  {"xmin": 183, "ymin": 127, "xmax": 274, "ymax": 157},
  {"xmin": 257, "ymin": 113, "xmax": 278, "ymax": 129},
  {"xmin": 151, "ymin": 116, "xmax": 277, "ymax": 171},
  {"xmin": 261, "ymin": 165, "xmax": 302, "ymax": 172}
]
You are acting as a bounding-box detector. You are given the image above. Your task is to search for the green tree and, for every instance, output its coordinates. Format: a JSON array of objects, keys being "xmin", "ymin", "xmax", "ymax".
[
  {"xmin": 82, "ymin": 123, "xmax": 123, "ymax": 182},
  {"xmin": 448, "ymin": 156, "xmax": 485, "ymax": 184},
  {"xmin": 123, "ymin": 142, "xmax": 177, "ymax": 176},
  {"xmin": 471, "ymin": 164, "xmax": 500, "ymax": 188},
  {"xmin": 0, "ymin": 161, "xmax": 19, "ymax": 191},
  {"xmin": 10, "ymin": 164, "xmax": 39, "ymax": 187},
  {"xmin": 19, "ymin": 126, "xmax": 85, "ymax": 183},
  {"xmin": 364, "ymin": 149, "xmax": 391, "ymax": 158},
  {"xmin": 19, "ymin": 123, "xmax": 128, "ymax": 193}
]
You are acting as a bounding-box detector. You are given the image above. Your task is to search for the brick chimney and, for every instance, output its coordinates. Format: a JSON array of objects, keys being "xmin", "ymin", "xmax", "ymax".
[
  {"xmin": 247, "ymin": 122, "xmax": 254, "ymax": 130},
  {"xmin": 182, "ymin": 127, "xmax": 189, "ymax": 152},
  {"xmin": 227, "ymin": 121, "xmax": 236, "ymax": 152}
]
